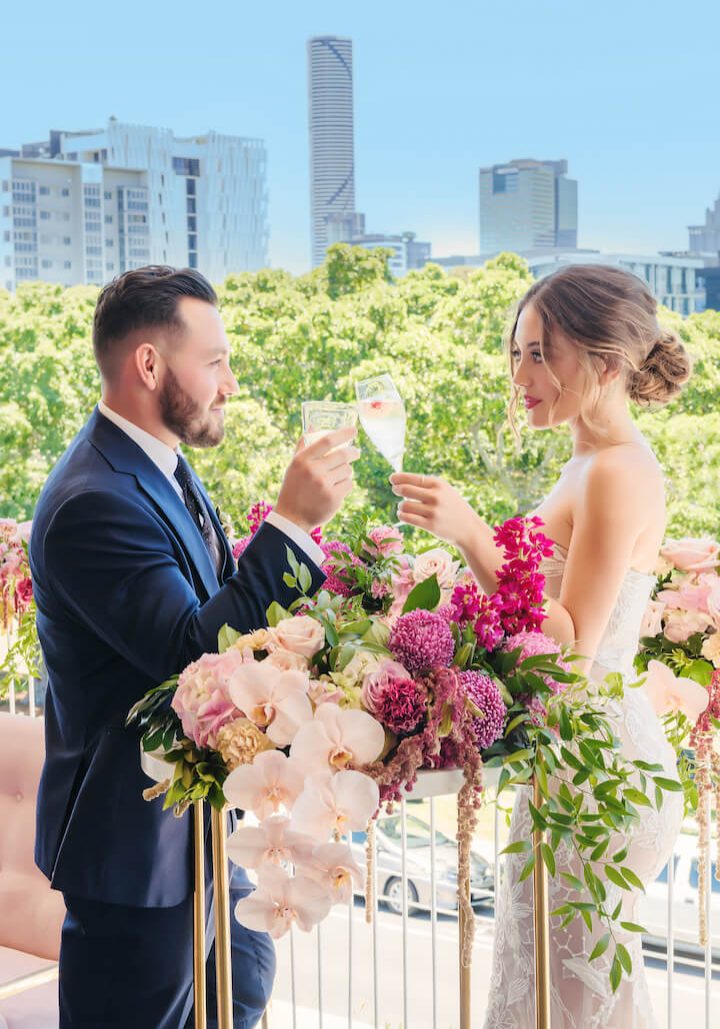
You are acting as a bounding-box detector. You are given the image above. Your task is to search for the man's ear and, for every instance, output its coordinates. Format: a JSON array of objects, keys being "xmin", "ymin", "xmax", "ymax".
[{"xmin": 135, "ymin": 343, "xmax": 161, "ymax": 391}]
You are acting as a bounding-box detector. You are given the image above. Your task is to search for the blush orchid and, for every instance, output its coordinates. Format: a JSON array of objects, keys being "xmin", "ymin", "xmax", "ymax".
[
  {"xmin": 226, "ymin": 815, "xmax": 316, "ymax": 873},
  {"xmin": 223, "ymin": 749, "xmax": 305, "ymax": 819},
  {"xmin": 290, "ymin": 769, "xmax": 379, "ymax": 839},
  {"xmin": 290, "ymin": 704, "xmax": 386, "ymax": 774},
  {"xmin": 228, "ymin": 661, "xmax": 313, "ymax": 746},
  {"xmin": 234, "ymin": 864, "xmax": 332, "ymax": 939}
]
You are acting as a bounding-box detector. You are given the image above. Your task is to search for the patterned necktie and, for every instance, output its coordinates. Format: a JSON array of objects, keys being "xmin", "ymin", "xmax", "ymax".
[{"xmin": 173, "ymin": 453, "xmax": 224, "ymax": 578}]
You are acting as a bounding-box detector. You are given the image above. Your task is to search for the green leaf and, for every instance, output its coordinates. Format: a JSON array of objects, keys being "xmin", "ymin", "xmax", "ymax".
[
  {"xmin": 589, "ymin": 932, "xmax": 610, "ymax": 962},
  {"xmin": 616, "ymin": 943, "xmax": 632, "ymax": 974},
  {"xmin": 623, "ymin": 788, "xmax": 651, "ymax": 807},
  {"xmin": 654, "ymin": 776, "xmax": 683, "ymax": 792},
  {"xmin": 502, "ymin": 840, "xmax": 532, "ymax": 854},
  {"xmin": 540, "ymin": 842, "xmax": 556, "ymax": 876},
  {"xmin": 518, "ymin": 854, "xmax": 536, "ymax": 882},
  {"xmin": 605, "ymin": 866, "xmax": 630, "ymax": 891},
  {"xmin": 285, "ymin": 544, "xmax": 300, "ymax": 578},
  {"xmin": 620, "ymin": 866, "xmax": 645, "ymax": 891},
  {"xmin": 609, "ymin": 955, "xmax": 622, "ymax": 992},
  {"xmin": 298, "ymin": 562, "xmax": 313, "ymax": 594},
  {"xmin": 282, "ymin": 572, "xmax": 296, "ymax": 588},
  {"xmin": 560, "ymin": 872, "xmax": 584, "ymax": 892},
  {"xmin": 266, "ymin": 601, "xmax": 290, "ymax": 627},
  {"xmin": 559, "ymin": 705, "xmax": 572, "ymax": 741},
  {"xmin": 620, "ymin": 921, "xmax": 647, "ymax": 933},
  {"xmin": 401, "ymin": 573, "xmax": 441, "ymax": 614},
  {"xmin": 217, "ymin": 624, "xmax": 241, "ymax": 653}
]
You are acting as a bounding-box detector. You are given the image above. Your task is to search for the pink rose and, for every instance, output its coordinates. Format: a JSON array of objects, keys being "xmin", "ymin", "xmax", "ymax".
[
  {"xmin": 639, "ymin": 598, "xmax": 665, "ymax": 639},
  {"xmin": 698, "ymin": 573, "xmax": 720, "ymax": 629},
  {"xmin": 660, "ymin": 537, "xmax": 720, "ymax": 574},
  {"xmin": 361, "ymin": 659, "xmax": 412, "ymax": 714},
  {"xmin": 171, "ymin": 649, "xmax": 247, "ymax": 748},
  {"xmin": 363, "ymin": 525, "xmax": 404, "ymax": 560},
  {"xmin": 268, "ymin": 616, "xmax": 325, "ymax": 660},
  {"xmin": 265, "ymin": 648, "xmax": 310, "ymax": 673},
  {"xmin": 412, "ymin": 548, "xmax": 460, "ymax": 590},
  {"xmin": 663, "ymin": 608, "xmax": 714, "ymax": 644},
  {"xmin": 308, "ymin": 679, "xmax": 343, "ymax": 706}
]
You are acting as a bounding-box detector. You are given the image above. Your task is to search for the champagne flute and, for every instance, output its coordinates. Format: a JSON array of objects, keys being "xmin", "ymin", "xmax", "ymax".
[{"xmin": 355, "ymin": 374, "xmax": 406, "ymax": 472}]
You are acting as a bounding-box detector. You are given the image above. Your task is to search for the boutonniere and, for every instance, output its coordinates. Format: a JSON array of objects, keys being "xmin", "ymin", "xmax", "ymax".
[{"xmin": 216, "ymin": 506, "xmax": 235, "ymax": 540}]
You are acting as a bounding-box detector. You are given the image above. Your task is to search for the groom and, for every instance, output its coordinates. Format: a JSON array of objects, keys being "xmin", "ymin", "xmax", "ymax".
[{"xmin": 29, "ymin": 265, "xmax": 359, "ymax": 1028}]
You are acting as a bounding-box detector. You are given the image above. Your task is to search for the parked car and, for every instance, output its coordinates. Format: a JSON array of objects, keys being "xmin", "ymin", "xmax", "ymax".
[{"xmin": 350, "ymin": 813, "xmax": 494, "ymax": 916}]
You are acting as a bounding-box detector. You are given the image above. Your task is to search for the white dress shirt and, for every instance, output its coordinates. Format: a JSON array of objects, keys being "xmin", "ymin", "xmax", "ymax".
[{"xmin": 97, "ymin": 400, "xmax": 325, "ymax": 567}]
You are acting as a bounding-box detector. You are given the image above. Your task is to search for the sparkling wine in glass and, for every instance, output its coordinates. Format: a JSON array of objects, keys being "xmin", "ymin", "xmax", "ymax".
[
  {"xmin": 355, "ymin": 374, "xmax": 406, "ymax": 472},
  {"xmin": 301, "ymin": 401, "xmax": 358, "ymax": 447}
]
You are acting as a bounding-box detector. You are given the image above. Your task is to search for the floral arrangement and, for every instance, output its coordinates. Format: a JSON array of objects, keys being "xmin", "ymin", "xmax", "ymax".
[
  {"xmin": 0, "ymin": 518, "xmax": 40, "ymax": 694},
  {"xmin": 636, "ymin": 536, "xmax": 720, "ymax": 942},
  {"xmin": 129, "ymin": 507, "xmax": 689, "ymax": 988}
]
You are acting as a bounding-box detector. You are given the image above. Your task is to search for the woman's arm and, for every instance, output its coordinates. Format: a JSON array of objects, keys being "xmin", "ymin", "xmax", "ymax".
[{"xmin": 391, "ymin": 451, "xmax": 659, "ymax": 666}]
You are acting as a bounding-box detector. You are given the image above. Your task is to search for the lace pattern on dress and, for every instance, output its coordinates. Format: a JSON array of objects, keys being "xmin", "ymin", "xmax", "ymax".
[{"xmin": 483, "ymin": 544, "xmax": 682, "ymax": 1029}]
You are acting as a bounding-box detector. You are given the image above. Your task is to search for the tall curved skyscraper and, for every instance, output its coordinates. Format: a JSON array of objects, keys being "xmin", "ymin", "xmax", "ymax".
[{"xmin": 308, "ymin": 36, "xmax": 356, "ymax": 267}]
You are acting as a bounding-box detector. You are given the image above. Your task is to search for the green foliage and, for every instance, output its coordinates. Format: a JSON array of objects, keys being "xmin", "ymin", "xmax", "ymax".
[{"xmin": 0, "ymin": 249, "xmax": 717, "ymax": 540}]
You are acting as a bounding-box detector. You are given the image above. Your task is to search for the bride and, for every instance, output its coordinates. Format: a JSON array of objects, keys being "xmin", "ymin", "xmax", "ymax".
[{"xmin": 390, "ymin": 264, "xmax": 692, "ymax": 1028}]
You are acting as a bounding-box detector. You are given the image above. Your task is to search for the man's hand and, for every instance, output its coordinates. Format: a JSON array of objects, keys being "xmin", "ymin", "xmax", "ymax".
[{"xmin": 275, "ymin": 427, "xmax": 360, "ymax": 532}]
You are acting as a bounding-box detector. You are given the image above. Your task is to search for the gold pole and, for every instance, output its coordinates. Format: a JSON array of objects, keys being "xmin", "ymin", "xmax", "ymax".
[
  {"xmin": 211, "ymin": 804, "xmax": 233, "ymax": 1029},
  {"xmin": 457, "ymin": 789, "xmax": 472, "ymax": 1029},
  {"xmin": 532, "ymin": 774, "xmax": 551, "ymax": 1029},
  {"xmin": 458, "ymin": 878, "xmax": 472, "ymax": 1029},
  {"xmin": 193, "ymin": 799, "xmax": 207, "ymax": 1029}
]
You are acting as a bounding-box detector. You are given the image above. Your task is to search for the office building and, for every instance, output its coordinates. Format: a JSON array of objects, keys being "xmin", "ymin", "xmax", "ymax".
[
  {"xmin": 0, "ymin": 119, "xmax": 268, "ymax": 290},
  {"xmin": 308, "ymin": 36, "xmax": 359, "ymax": 267},
  {"xmin": 479, "ymin": 159, "xmax": 578, "ymax": 254}
]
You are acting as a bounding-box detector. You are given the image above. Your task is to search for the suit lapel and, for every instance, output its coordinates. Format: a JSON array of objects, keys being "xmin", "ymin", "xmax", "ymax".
[{"xmin": 87, "ymin": 409, "xmax": 221, "ymax": 599}]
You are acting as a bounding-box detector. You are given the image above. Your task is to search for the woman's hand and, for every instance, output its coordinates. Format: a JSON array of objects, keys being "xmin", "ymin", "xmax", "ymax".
[{"xmin": 389, "ymin": 473, "xmax": 481, "ymax": 549}]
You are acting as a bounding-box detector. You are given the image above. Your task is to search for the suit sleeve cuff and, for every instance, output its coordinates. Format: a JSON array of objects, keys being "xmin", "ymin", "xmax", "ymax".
[{"xmin": 265, "ymin": 511, "xmax": 325, "ymax": 568}]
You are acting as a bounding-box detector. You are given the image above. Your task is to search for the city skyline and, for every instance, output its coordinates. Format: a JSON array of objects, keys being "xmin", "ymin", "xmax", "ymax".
[{"xmin": 0, "ymin": 0, "xmax": 717, "ymax": 275}]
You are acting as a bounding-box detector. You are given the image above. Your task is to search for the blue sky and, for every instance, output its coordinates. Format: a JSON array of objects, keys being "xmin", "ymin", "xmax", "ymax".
[{"xmin": 1, "ymin": 0, "xmax": 716, "ymax": 273}]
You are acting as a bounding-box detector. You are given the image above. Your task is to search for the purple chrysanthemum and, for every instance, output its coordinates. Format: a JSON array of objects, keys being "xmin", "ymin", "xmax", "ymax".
[
  {"xmin": 388, "ymin": 609, "xmax": 455, "ymax": 674},
  {"xmin": 373, "ymin": 676, "xmax": 427, "ymax": 735},
  {"xmin": 459, "ymin": 671, "xmax": 506, "ymax": 749},
  {"xmin": 320, "ymin": 540, "xmax": 361, "ymax": 597},
  {"xmin": 502, "ymin": 631, "xmax": 572, "ymax": 693}
]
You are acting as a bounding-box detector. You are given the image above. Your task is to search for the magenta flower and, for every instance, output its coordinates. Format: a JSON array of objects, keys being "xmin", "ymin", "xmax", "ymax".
[
  {"xmin": 233, "ymin": 536, "xmax": 251, "ymax": 560},
  {"xmin": 459, "ymin": 671, "xmax": 506, "ymax": 749},
  {"xmin": 371, "ymin": 675, "xmax": 427, "ymax": 735},
  {"xmin": 473, "ymin": 595, "xmax": 504, "ymax": 651},
  {"xmin": 320, "ymin": 541, "xmax": 362, "ymax": 597},
  {"xmin": 388, "ymin": 609, "xmax": 455, "ymax": 674},
  {"xmin": 502, "ymin": 631, "xmax": 572, "ymax": 693},
  {"xmin": 449, "ymin": 580, "xmax": 482, "ymax": 626},
  {"xmin": 247, "ymin": 501, "xmax": 274, "ymax": 534}
]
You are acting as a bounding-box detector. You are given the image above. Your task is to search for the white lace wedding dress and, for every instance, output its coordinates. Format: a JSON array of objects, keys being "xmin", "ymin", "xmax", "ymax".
[{"xmin": 484, "ymin": 542, "xmax": 683, "ymax": 1028}]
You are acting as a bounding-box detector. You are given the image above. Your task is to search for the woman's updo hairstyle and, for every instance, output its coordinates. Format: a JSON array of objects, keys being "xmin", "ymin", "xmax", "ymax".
[{"xmin": 506, "ymin": 264, "xmax": 692, "ymax": 431}]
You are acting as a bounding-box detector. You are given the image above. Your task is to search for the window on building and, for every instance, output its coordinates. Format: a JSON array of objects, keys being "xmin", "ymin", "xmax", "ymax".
[
  {"xmin": 63, "ymin": 237, "xmax": 71, "ymax": 245},
  {"xmin": 188, "ymin": 234, "xmax": 197, "ymax": 250},
  {"xmin": 105, "ymin": 215, "xmax": 113, "ymax": 224},
  {"xmin": 61, "ymin": 188, "xmax": 70, "ymax": 197},
  {"xmin": 64, "ymin": 261, "xmax": 71, "ymax": 269},
  {"xmin": 40, "ymin": 211, "xmax": 51, "ymax": 220},
  {"xmin": 188, "ymin": 252, "xmax": 198, "ymax": 269},
  {"xmin": 104, "ymin": 190, "xmax": 112, "ymax": 200},
  {"xmin": 39, "ymin": 186, "xmax": 50, "ymax": 195},
  {"xmin": 105, "ymin": 239, "xmax": 114, "ymax": 247},
  {"xmin": 187, "ymin": 198, "xmax": 196, "ymax": 214},
  {"xmin": 187, "ymin": 216, "xmax": 196, "ymax": 232},
  {"xmin": 41, "ymin": 259, "xmax": 52, "ymax": 268},
  {"xmin": 186, "ymin": 179, "xmax": 196, "ymax": 197}
]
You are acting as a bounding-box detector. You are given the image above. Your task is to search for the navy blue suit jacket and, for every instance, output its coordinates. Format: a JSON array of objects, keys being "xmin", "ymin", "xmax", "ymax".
[{"xmin": 29, "ymin": 407, "xmax": 324, "ymax": 908}]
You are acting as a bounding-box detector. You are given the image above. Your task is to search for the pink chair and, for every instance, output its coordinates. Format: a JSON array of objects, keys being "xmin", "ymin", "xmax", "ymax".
[{"xmin": 0, "ymin": 711, "xmax": 65, "ymax": 1028}]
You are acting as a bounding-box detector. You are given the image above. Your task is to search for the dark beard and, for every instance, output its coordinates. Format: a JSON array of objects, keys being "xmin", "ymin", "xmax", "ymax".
[{"xmin": 158, "ymin": 366, "xmax": 224, "ymax": 448}]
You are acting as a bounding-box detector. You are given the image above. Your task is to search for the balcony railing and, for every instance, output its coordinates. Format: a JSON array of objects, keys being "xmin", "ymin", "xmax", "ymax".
[{"xmin": 3, "ymin": 676, "xmax": 718, "ymax": 1028}]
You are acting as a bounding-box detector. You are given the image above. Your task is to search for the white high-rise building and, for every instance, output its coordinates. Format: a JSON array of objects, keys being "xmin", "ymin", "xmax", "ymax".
[
  {"xmin": 0, "ymin": 156, "xmax": 150, "ymax": 291},
  {"xmin": 479, "ymin": 159, "xmax": 578, "ymax": 255},
  {"xmin": 0, "ymin": 119, "xmax": 268, "ymax": 290},
  {"xmin": 688, "ymin": 190, "xmax": 720, "ymax": 254},
  {"xmin": 308, "ymin": 36, "xmax": 357, "ymax": 267}
]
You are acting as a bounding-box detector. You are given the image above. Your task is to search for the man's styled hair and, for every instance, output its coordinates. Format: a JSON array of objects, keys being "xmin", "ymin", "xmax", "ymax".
[{"xmin": 92, "ymin": 265, "xmax": 218, "ymax": 379}]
